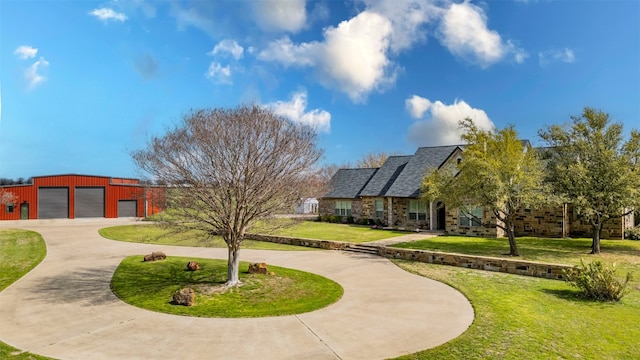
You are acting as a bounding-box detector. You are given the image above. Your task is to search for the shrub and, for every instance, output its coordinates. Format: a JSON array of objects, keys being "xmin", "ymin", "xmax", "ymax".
[
  {"xmin": 564, "ymin": 259, "xmax": 632, "ymax": 301},
  {"xmin": 624, "ymin": 227, "xmax": 640, "ymax": 240},
  {"xmin": 375, "ymin": 219, "xmax": 384, "ymax": 226},
  {"xmin": 320, "ymin": 215, "xmax": 332, "ymax": 223},
  {"xmin": 346, "ymin": 216, "xmax": 354, "ymax": 224},
  {"xmin": 359, "ymin": 218, "xmax": 369, "ymax": 225},
  {"xmin": 330, "ymin": 215, "xmax": 342, "ymax": 223}
]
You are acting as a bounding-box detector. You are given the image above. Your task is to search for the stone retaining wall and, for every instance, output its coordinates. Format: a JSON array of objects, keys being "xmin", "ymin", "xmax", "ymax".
[{"xmin": 246, "ymin": 233, "xmax": 573, "ymax": 280}]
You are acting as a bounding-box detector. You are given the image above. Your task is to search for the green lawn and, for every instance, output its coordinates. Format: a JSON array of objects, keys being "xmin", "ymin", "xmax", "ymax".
[
  {"xmin": 260, "ymin": 220, "xmax": 409, "ymax": 243},
  {"xmin": 100, "ymin": 220, "xmax": 410, "ymax": 247},
  {"xmin": 111, "ymin": 255, "xmax": 343, "ymax": 317},
  {"xmin": 99, "ymin": 224, "xmax": 315, "ymax": 250},
  {"xmin": 0, "ymin": 229, "xmax": 55, "ymax": 360},
  {"xmin": 393, "ymin": 260, "xmax": 640, "ymax": 359},
  {"xmin": 392, "ymin": 235, "xmax": 640, "ymax": 269}
]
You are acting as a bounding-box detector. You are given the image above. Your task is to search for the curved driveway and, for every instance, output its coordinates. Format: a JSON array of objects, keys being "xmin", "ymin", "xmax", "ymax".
[{"xmin": 0, "ymin": 219, "xmax": 473, "ymax": 360}]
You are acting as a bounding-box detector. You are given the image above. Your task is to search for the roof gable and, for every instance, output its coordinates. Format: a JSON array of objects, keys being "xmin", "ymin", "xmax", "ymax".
[
  {"xmin": 323, "ymin": 168, "xmax": 378, "ymax": 199},
  {"xmin": 385, "ymin": 145, "xmax": 460, "ymax": 198},
  {"xmin": 359, "ymin": 156, "xmax": 411, "ymax": 197}
]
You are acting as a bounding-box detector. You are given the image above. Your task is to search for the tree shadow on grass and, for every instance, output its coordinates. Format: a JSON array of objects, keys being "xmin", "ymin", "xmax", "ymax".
[{"xmin": 27, "ymin": 266, "xmax": 118, "ymax": 306}]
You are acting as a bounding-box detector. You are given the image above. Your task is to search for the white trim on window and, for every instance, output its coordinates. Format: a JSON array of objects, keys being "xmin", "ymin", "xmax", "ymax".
[
  {"xmin": 374, "ymin": 199, "xmax": 384, "ymax": 219},
  {"xmin": 409, "ymin": 200, "xmax": 427, "ymax": 221},
  {"xmin": 334, "ymin": 201, "xmax": 352, "ymax": 216}
]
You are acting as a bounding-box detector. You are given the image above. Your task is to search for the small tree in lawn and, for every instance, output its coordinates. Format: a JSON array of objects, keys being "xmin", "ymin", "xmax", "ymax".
[
  {"xmin": 422, "ymin": 118, "xmax": 550, "ymax": 256},
  {"xmin": 0, "ymin": 189, "xmax": 18, "ymax": 209},
  {"xmin": 539, "ymin": 107, "xmax": 640, "ymax": 254},
  {"xmin": 132, "ymin": 105, "xmax": 322, "ymax": 286}
]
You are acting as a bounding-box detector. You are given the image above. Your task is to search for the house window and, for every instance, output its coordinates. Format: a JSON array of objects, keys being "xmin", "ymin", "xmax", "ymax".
[
  {"xmin": 6, "ymin": 203, "xmax": 14, "ymax": 213},
  {"xmin": 374, "ymin": 199, "xmax": 384, "ymax": 219},
  {"xmin": 459, "ymin": 207, "xmax": 483, "ymax": 227},
  {"xmin": 335, "ymin": 201, "xmax": 352, "ymax": 216},
  {"xmin": 409, "ymin": 200, "xmax": 427, "ymax": 221}
]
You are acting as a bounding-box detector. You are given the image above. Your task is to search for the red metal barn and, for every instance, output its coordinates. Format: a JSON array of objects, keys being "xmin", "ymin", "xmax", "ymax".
[{"xmin": 0, "ymin": 174, "xmax": 165, "ymax": 220}]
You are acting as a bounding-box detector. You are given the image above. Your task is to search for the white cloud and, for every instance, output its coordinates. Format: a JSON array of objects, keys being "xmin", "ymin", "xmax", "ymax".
[
  {"xmin": 253, "ymin": 0, "xmax": 307, "ymax": 33},
  {"xmin": 259, "ymin": 11, "xmax": 395, "ymax": 102},
  {"xmin": 538, "ymin": 48, "xmax": 576, "ymax": 66},
  {"xmin": 208, "ymin": 39, "xmax": 244, "ymax": 60},
  {"xmin": 90, "ymin": 8, "xmax": 128, "ymax": 22},
  {"xmin": 362, "ymin": 0, "xmax": 441, "ymax": 53},
  {"xmin": 406, "ymin": 96, "xmax": 495, "ymax": 146},
  {"xmin": 205, "ymin": 62, "xmax": 232, "ymax": 84},
  {"xmin": 25, "ymin": 57, "xmax": 50, "ymax": 89},
  {"xmin": 14, "ymin": 45, "xmax": 38, "ymax": 60},
  {"xmin": 266, "ymin": 90, "xmax": 331, "ymax": 133},
  {"xmin": 257, "ymin": 37, "xmax": 318, "ymax": 67},
  {"xmin": 437, "ymin": 1, "xmax": 526, "ymax": 67},
  {"xmin": 405, "ymin": 95, "xmax": 432, "ymax": 119}
]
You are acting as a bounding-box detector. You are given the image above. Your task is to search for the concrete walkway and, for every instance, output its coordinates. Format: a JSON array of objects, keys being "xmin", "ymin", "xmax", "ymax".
[{"xmin": 0, "ymin": 219, "xmax": 473, "ymax": 360}]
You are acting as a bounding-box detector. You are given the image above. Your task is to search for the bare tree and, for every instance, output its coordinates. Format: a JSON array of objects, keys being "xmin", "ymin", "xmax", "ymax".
[
  {"xmin": 132, "ymin": 105, "xmax": 322, "ymax": 286},
  {"xmin": 354, "ymin": 151, "xmax": 399, "ymax": 168}
]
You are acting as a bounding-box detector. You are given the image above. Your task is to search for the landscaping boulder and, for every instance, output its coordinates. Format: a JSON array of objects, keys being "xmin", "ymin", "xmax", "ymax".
[
  {"xmin": 172, "ymin": 288, "xmax": 195, "ymax": 306},
  {"xmin": 143, "ymin": 251, "xmax": 167, "ymax": 262},
  {"xmin": 186, "ymin": 261, "xmax": 201, "ymax": 271},
  {"xmin": 248, "ymin": 262, "xmax": 268, "ymax": 274}
]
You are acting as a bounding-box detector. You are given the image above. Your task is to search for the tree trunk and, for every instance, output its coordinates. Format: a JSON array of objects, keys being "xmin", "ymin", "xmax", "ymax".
[
  {"xmin": 506, "ymin": 225, "xmax": 520, "ymax": 257},
  {"xmin": 226, "ymin": 244, "xmax": 241, "ymax": 286},
  {"xmin": 591, "ymin": 224, "xmax": 602, "ymax": 255}
]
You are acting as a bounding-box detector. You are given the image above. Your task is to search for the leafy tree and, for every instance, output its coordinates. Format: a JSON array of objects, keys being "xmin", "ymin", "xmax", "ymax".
[
  {"xmin": 423, "ymin": 118, "xmax": 550, "ymax": 256},
  {"xmin": 132, "ymin": 105, "xmax": 322, "ymax": 286},
  {"xmin": 539, "ymin": 107, "xmax": 640, "ymax": 254}
]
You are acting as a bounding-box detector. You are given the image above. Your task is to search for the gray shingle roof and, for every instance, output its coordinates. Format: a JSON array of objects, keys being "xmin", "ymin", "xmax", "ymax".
[
  {"xmin": 359, "ymin": 156, "xmax": 411, "ymax": 196},
  {"xmin": 385, "ymin": 145, "xmax": 461, "ymax": 198},
  {"xmin": 323, "ymin": 168, "xmax": 378, "ymax": 199}
]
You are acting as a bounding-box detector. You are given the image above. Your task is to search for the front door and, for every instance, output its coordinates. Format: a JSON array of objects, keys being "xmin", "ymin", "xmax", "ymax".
[{"xmin": 20, "ymin": 203, "xmax": 29, "ymax": 220}]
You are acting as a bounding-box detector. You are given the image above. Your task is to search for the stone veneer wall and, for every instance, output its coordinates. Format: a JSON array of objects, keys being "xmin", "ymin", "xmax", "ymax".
[
  {"xmin": 318, "ymin": 198, "xmax": 364, "ymax": 220},
  {"xmin": 247, "ymin": 233, "xmax": 571, "ymax": 280},
  {"xmin": 378, "ymin": 247, "xmax": 571, "ymax": 280},
  {"xmin": 445, "ymin": 207, "xmax": 501, "ymax": 237},
  {"xmin": 391, "ymin": 198, "xmax": 430, "ymax": 229},
  {"xmin": 513, "ymin": 205, "xmax": 565, "ymax": 237},
  {"xmin": 360, "ymin": 197, "xmax": 387, "ymax": 224},
  {"xmin": 566, "ymin": 204, "xmax": 627, "ymax": 239}
]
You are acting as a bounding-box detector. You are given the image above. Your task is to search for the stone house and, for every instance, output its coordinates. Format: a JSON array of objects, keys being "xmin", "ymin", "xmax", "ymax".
[{"xmin": 319, "ymin": 145, "xmax": 634, "ymax": 239}]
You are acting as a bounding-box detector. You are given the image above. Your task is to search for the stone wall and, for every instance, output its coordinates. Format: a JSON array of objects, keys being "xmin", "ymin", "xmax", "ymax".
[
  {"xmin": 318, "ymin": 198, "xmax": 364, "ymax": 221},
  {"xmin": 391, "ymin": 198, "xmax": 430, "ymax": 229},
  {"xmin": 513, "ymin": 205, "xmax": 565, "ymax": 237},
  {"xmin": 377, "ymin": 247, "xmax": 571, "ymax": 280},
  {"xmin": 445, "ymin": 207, "xmax": 501, "ymax": 237},
  {"xmin": 566, "ymin": 204, "xmax": 628, "ymax": 239},
  {"xmin": 247, "ymin": 232, "xmax": 572, "ymax": 280}
]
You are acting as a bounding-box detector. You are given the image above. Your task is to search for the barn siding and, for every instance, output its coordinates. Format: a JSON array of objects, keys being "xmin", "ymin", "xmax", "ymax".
[{"xmin": 0, "ymin": 174, "xmax": 165, "ymax": 220}]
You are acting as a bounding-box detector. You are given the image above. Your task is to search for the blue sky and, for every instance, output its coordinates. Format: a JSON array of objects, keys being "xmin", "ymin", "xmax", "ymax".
[{"xmin": 1, "ymin": 0, "xmax": 639, "ymax": 179}]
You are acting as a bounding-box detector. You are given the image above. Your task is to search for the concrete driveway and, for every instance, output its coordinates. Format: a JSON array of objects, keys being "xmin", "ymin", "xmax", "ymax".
[{"xmin": 0, "ymin": 218, "xmax": 473, "ymax": 360}]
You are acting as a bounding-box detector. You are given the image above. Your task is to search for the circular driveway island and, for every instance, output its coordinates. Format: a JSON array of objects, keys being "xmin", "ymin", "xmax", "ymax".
[{"xmin": 0, "ymin": 219, "xmax": 474, "ymax": 360}]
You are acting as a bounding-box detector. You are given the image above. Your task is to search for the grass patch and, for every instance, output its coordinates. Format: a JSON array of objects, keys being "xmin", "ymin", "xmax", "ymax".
[
  {"xmin": 111, "ymin": 255, "xmax": 343, "ymax": 317},
  {"xmin": 263, "ymin": 220, "xmax": 409, "ymax": 243},
  {"xmin": 0, "ymin": 229, "xmax": 55, "ymax": 360},
  {"xmin": 393, "ymin": 260, "xmax": 640, "ymax": 359},
  {"xmin": 0, "ymin": 229, "xmax": 47, "ymax": 291},
  {"xmin": 391, "ymin": 235, "xmax": 640, "ymax": 268},
  {"xmin": 99, "ymin": 225, "xmax": 315, "ymax": 251}
]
